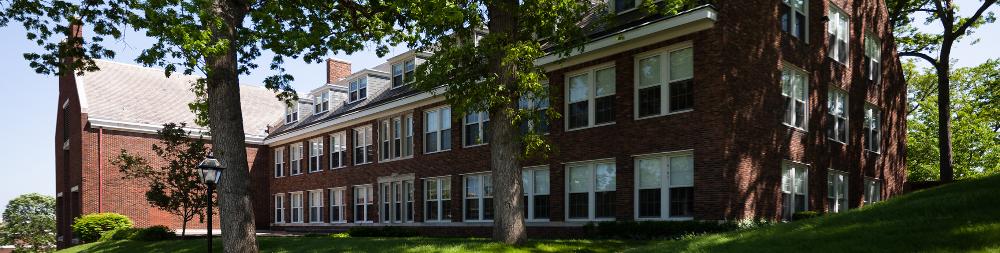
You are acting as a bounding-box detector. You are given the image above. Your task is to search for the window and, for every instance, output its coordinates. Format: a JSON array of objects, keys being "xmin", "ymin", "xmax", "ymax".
[
  {"xmin": 285, "ymin": 104, "xmax": 299, "ymax": 124},
  {"xmin": 464, "ymin": 111, "xmax": 490, "ymax": 146},
  {"xmin": 636, "ymin": 46, "xmax": 694, "ymax": 118},
  {"xmin": 392, "ymin": 58, "xmax": 416, "ymax": 88},
  {"xmin": 425, "ymin": 107, "xmax": 452, "ymax": 153},
  {"xmin": 613, "ymin": 0, "xmax": 638, "ymax": 13},
  {"xmin": 354, "ymin": 185, "xmax": 374, "ymax": 223},
  {"xmin": 380, "ymin": 180, "xmax": 414, "ymax": 223},
  {"xmin": 290, "ymin": 143, "xmax": 303, "ymax": 175},
  {"xmin": 353, "ymin": 125, "xmax": 373, "ymax": 165},
  {"xmin": 827, "ymin": 170, "xmax": 848, "ymax": 213},
  {"xmin": 864, "ymin": 104, "xmax": 881, "ymax": 153},
  {"xmin": 781, "ymin": 163, "xmax": 808, "ymax": 220},
  {"xmin": 314, "ymin": 92, "xmax": 330, "ymax": 113},
  {"xmin": 274, "ymin": 194, "xmax": 285, "ymax": 223},
  {"xmin": 308, "ymin": 138, "xmax": 323, "ymax": 173},
  {"xmin": 781, "ymin": 65, "xmax": 809, "ymax": 130},
  {"xmin": 635, "ymin": 152, "xmax": 694, "ymax": 219},
  {"xmin": 567, "ymin": 65, "xmax": 615, "ymax": 130},
  {"xmin": 827, "ymin": 88, "xmax": 849, "ymax": 143},
  {"xmin": 567, "ymin": 160, "xmax": 616, "ymax": 221},
  {"xmin": 522, "ymin": 167, "xmax": 550, "ymax": 221},
  {"xmin": 865, "ymin": 34, "xmax": 882, "ymax": 85},
  {"xmin": 330, "ymin": 188, "xmax": 346, "ymax": 223},
  {"xmin": 309, "ymin": 190, "xmax": 324, "ymax": 223},
  {"xmin": 828, "ymin": 5, "xmax": 849, "ymax": 63},
  {"xmin": 330, "ymin": 132, "xmax": 346, "ymax": 169},
  {"xmin": 864, "ymin": 178, "xmax": 882, "ymax": 205},
  {"xmin": 381, "ymin": 114, "xmax": 414, "ymax": 161},
  {"xmin": 274, "ymin": 148, "xmax": 285, "ymax": 178},
  {"xmin": 519, "ymin": 91, "xmax": 550, "ymax": 135},
  {"xmin": 425, "ymin": 177, "xmax": 452, "ymax": 222},
  {"xmin": 464, "ymin": 173, "xmax": 493, "ymax": 221},
  {"xmin": 780, "ymin": 0, "xmax": 808, "ymax": 38},
  {"xmin": 349, "ymin": 76, "xmax": 368, "ymax": 103},
  {"xmin": 290, "ymin": 192, "xmax": 304, "ymax": 223}
]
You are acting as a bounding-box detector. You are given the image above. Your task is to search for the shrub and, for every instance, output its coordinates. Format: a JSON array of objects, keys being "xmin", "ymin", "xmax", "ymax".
[
  {"xmin": 792, "ymin": 211, "xmax": 823, "ymax": 220},
  {"xmin": 99, "ymin": 227, "xmax": 140, "ymax": 241},
  {"xmin": 129, "ymin": 225, "xmax": 176, "ymax": 241},
  {"xmin": 329, "ymin": 232, "xmax": 350, "ymax": 238},
  {"xmin": 734, "ymin": 218, "xmax": 777, "ymax": 230},
  {"xmin": 584, "ymin": 220, "xmax": 739, "ymax": 240},
  {"xmin": 347, "ymin": 226, "xmax": 418, "ymax": 237},
  {"xmin": 72, "ymin": 213, "xmax": 133, "ymax": 242}
]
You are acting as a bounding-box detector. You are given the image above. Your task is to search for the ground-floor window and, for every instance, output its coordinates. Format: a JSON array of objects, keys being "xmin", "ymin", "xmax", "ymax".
[
  {"xmin": 781, "ymin": 163, "xmax": 808, "ymax": 220},
  {"xmin": 522, "ymin": 167, "xmax": 550, "ymax": 221},
  {"xmin": 309, "ymin": 190, "xmax": 324, "ymax": 223},
  {"xmin": 566, "ymin": 159, "xmax": 616, "ymax": 221},
  {"xmin": 290, "ymin": 192, "xmax": 304, "ymax": 223},
  {"xmin": 354, "ymin": 185, "xmax": 373, "ymax": 223},
  {"xmin": 330, "ymin": 188, "xmax": 345, "ymax": 223},
  {"xmin": 864, "ymin": 177, "xmax": 882, "ymax": 205},
  {"xmin": 827, "ymin": 170, "xmax": 849, "ymax": 213},
  {"xmin": 464, "ymin": 173, "xmax": 493, "ymax": 221},
  {"xmin": 635, "ymin": 152, "xmax": 694, "ymax": 219},
  {"xmin": 274, "ymin": 194, "xmax": 285, "ymax": 223},
  {"xmin": 381, "ymin": 180, "xmax": 414, "ymax": 223},
  {"xmin": 425, "ymin": 177, "xmax": 452, "ymax": 222}
]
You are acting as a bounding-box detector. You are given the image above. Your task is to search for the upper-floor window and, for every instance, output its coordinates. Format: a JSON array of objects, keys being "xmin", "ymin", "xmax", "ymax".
[
  {"xmin": 567, "ymin": 159, "xmax": 616, "ymax": 221},
  {"xmin": 285, "ymin": 104, "xmax": 299, "ymax": 124},
  {"xmin": 290, "ymin": 143, "xmax": 303, "ymax": 175},
  {"xmin": 567, "ymin": 65, "xmax": 615, "ymax": 130},
  {"xmin": 464, "ymin": 172, "xmax": 494, "ymax": 222},
  {"xmin": 864, "ymin": 104, "xmax": 881, "ymax": 153},
  {"xmin": 827, "ymin": 88, "xmax": 849, "ymax": 143},
  {"xmin": 380, "ymin": 114, "xmax": 414, "ymax": 161},
  {"xmin": 863, "ymin": 178, "xmax": 882, "ymax": 204},
  {"xmin": 636, "ymin": 46, "xmax": 694, "ymax": 119},
  {"xmin": 864, "ymin": 34, "xmax": 882, "ymax": 85},
  {"xmin": 425, "ymin": 106, "xmax": 452, "ymax": 153},
  {"xmin": 392, "ymin": 58, "xmax": 416, "ymax": 88},
  {"xmin": 425, "ymin": 177, "xmax": 452, "ymax": 222},
  {"xmin": 828, "ymin": 5, "xmax": 850, "ymax": 64},
  {"xmin": 780, "ymin": 0, "xmax": 808, "ymax": 39},
  {"xmin": 353, "ymin": 125, "xmax": 373, "ymax": 165},
  {"xmin": 782, "ymin": 65, "xmax": 809, "ymax": 130},
  {"xmin": 519, "ymin": 91, "xmax": 550, "ymax": 135},
  {"xmin": 781, "ymin": 162, "xmax": 808, "ymax": 220},
  {"xmin": 827, "ymin": 169, "xmax": 849, "ymax": 213},
  {"xmin": 314, "ymin": 92, "xmax": 330, "ymax": 113},
  {"xmin": 613, "ymin": 0, "xmax": 638, "ymax": 13},
  {"xmin": 273, "ymin": 147, "xmax": 285, "ymax": 178},
  {"xmin": 522, "ymin": 167, "xmax": 550, "ymax": 221},
  {"xmin": 464, "ymin": 111, "xmax": 490, "ymax": 147},
  {"xmin": 349, "ymin": 76, "xmax": 368, "ymax": 103},
  {"xmin": 308, "ymin": 138, "xmax": 323, "ymax": 173},
  {"xmin": 330, "ymin": 132, "xmax": 347, "ymax": 169},
  {"xmin": 636, "ymin": 152, "xmax": 694, "ymax": 219}
]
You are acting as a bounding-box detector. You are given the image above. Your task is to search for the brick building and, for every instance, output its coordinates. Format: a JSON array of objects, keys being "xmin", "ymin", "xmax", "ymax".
[{"xmin": 56, "ymin": 0, "xmax": 907, "ymax": 244}]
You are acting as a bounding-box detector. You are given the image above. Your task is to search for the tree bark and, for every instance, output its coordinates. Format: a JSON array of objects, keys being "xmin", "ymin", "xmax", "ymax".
[
  {"xmin": 486, "ymin": 0, "xmax": 527, "ymax": 245},
  {"xmin": 206, "ymin": 0, "xmax": 259, "ymax": 252},
  {"xmin": 936, "ymin": 42, "xmax": 954, "ymax": 182}
]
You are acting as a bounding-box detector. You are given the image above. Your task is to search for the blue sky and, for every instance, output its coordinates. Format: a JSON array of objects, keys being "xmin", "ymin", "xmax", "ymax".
[{"xmin": 0, "ymin": 2, "xmax": 997, "ymax": 215}]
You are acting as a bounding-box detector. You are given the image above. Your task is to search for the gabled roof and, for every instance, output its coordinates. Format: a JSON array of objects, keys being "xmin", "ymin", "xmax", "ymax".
[{"xmin": 76, "ymin": 60, "xmax": 285, "ymax": 143}]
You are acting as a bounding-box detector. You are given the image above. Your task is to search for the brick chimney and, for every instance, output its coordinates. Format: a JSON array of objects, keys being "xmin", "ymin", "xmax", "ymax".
[{"xmin": 326, "ymin": 58, "xmax": 351, "ymax": 84}]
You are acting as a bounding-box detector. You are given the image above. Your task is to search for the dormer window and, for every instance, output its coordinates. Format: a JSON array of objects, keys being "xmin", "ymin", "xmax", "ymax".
[
  {"xmin": 285, "ymin": 103, "xmax": 299, "ymax": 124},
  {"xmin": 613, "ymin": 0, "xmax": 638, "ymax": 13},
  {"xmin": 314, "ymin": 92, "xmax": 330, "ymax": 113},
  {"xmin": 349, "ymin": 76, "xmax": 368, "ymax": 103},
  {"xmin": 392, "ymin": 58, "xmax": 416, "ymax": 88}
]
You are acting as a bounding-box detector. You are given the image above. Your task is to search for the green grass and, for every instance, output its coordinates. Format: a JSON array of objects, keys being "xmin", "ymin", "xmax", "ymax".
[
  {"xmin": 629, "ymin": 174, "xmax": 1000, "ymax": 253},
  {"xmin": 58, "ymin": 237, "xmax": 642, "ymax": 253}
]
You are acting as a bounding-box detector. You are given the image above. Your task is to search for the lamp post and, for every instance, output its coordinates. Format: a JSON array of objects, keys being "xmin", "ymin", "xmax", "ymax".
[{"xmin": 197, "ymin": 154, "xmax": 225, "ymax": 253}]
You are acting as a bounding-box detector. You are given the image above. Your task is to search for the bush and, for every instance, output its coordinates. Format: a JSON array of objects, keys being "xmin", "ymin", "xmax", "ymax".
[
  {"xmin": 72, "ymin": 213, "xmax": 133, "ymax": 242},
  {"xmin": 129, "ymin": 225, "xmax": 176, "ymax": 241},
  {"xmin": 99, "ymin": 227, "xmax": 140, "ymax": 241},
  {"xmin": 792, "ymin": 211, "xmax": 823, "ymax": 220},
  {"xmin": 584, "ymin": 220, "xmax": 739, "ymax": 240},
  {"xmin": 347, "ymin": 226, "xmax": 418, "ymax": 237}
]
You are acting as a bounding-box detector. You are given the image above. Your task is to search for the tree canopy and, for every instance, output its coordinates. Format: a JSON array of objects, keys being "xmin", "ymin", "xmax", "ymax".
[{"xmin": 0, "ymin": 193, "xmax": 56, "ymax": 253}]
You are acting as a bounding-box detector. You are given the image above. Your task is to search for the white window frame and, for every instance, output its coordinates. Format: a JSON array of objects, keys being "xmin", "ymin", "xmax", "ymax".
[
  {"xmin": 828, "ymin": 4, "xmax": 850, "ymax": 64},
  {"xmin": 633, "ymin": 150, "xmax": 695, "ymax": 221},
  {"xmin": 285, "ymin": 103, "xmax": 299, "ymax": 124},
  {"xmin": 353, "ymin": 185, "xmax": 374, "ymax": 223},
  {"xmin": 781, "ymin": 161, "xmax": 809, "ymax": 221},
  {"xmin": 424, "ymin": 176, "xmax": 452, "ymax": 222},
  {"xmin": 424, "ymin": 106, "xmax": 452, "ymax": 154},
  {"xmin": 634, "ymin": 44, "xmax": 695, "ymax": 119},
  {"xmin": 781, "ymin": 64, "xmax": 809, "ymax": 130},
  {"xmin": 308, "ymin": 190, "xmax": 324, "ymax": 223},
  {"xmin": 329, "ymin": 187, "xmax": 346, "ymax": 223},
  {"xmin": 565, "ymin": 158, "xmax": 617, "ymax": 222},
  {"xmin": 379, "ymin": 180, "xmax": 415, "ymax": 223},
  {"xmin": 353, "ymin": 125, "xmax": 373, "ymax": 165},
  {"xmin": 864, "ymin": 103, "xmax": 881, "ymax": 153},
  {"xmin": 828, "ymin": 87, "xmax": 849, "ymax": 144},
  {"xmin": 863, "ymin": 177, "xmax": 882, "ymax": 205},
  {"xmin": 314, "ymin": 91, "xmax": 330, "ymax": 113},
  {"xmin": 290, "ymin": 143, "xmax": 303, "ymax": 175},
  {"xmin": 273, "ymin": 147, "xmax": 285, "ymax": 178},
  {"xmin": 463, "ymin": 111, "xmax": 490, "ymax": 147},
  {"xmin": 463, "ymin": 172, "xmax": 494, "ymax": 222},
  {"xmin": 329, "ymin": 132, "xmax": 347, "ymax": 169},
  {"xmin": 522, "ymin": 166, "xmax": 550, "ymax": 222},
  {"xmin": 348, "ymin": 76, "xmax": 368, "ymax": 103},
  {"xmin": 392, "ymin": 58, "xmax": 417, "ymax": 88},
  {"xmin": 565, "ymin": 64, "xmax": 616, "ymax": 131},
  {"xmin": 290, "ymin": 192, "xmax": 304, "ymax": 223},
  {"xmin": 780, "ymin": 0, "xmax": 809, "ymax": 40},
  {"xmin": 274, "ymin": 194, "xmax": 285, "ymax": 223},
  {"xmin": 380, "ymin": 114, "xmax": 414, "ymax": 161},
  {"xmin": 308, "ymin": 138, "xmax": 323, "ymax": 173},
  {"xmin": 827, "ymin": 169, "xmax": 849, "ymax": 213}
]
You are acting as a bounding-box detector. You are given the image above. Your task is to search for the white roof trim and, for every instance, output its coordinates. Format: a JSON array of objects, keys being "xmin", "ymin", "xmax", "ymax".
[
  {"xmin": 75, "ymin": 75, "xmax": 89, "ymax": 114},
  {"xmin": 88, "ymin": 117, "xmax": 268, "ymax": 144}
]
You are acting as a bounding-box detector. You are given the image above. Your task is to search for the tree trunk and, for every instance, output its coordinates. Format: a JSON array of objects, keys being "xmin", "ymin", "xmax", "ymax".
[
  {"xmin": 486, "ymin": 0, "xmax": 527, "ymax": 245},
  {"xmin": 937, "ymin": 42, "xmax": 954, "ymax": 182},
  {"xmin": 181, "ymin": 217, "xmax": 187, "ymax": 237},
  {"xmin": 206, "ymin": 0, "xmax": 259, "ymax": 252}
]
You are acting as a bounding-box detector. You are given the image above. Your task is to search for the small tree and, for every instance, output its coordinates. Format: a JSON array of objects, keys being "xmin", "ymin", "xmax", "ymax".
[
  {"xmin": 0, "ymin": 193, "xmax": 56, "ymax": 253},
  {"xmin": 111, "ymin": 123, "xmax": 210, "ymax": 237}
]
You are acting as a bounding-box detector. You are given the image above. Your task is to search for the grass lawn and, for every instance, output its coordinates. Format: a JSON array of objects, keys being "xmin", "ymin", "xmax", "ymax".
[
  {"xmin": 58, "ymin": 237, "xmax": 643, "ymax": 253},
  {"xmin": 629, "ymin": 174, "xmax": 1000, "ymax": 253}
]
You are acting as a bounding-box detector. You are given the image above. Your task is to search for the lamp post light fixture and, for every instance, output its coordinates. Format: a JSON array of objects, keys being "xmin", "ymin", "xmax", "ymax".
[{"xmin": 197, "ymin": 154, "xmax": 225, "ymax": 253}]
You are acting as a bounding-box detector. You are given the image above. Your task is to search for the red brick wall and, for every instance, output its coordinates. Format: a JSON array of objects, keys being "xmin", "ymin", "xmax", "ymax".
[{"xmin": 326, "ymin": 58, "xmax": 352, "ymax": 84}]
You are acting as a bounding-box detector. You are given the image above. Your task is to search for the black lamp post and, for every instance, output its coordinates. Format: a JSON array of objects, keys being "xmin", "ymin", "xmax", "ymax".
[{"xmin": 197, "ymin": 154, "xmax": 225, "ymax": 253}]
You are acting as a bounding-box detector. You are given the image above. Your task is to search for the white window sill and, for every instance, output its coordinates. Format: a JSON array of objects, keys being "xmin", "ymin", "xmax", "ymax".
[
  {"xmin": 354, "ymin": 162, "xmax": 372, "ymax": 166},
  {"xmin": 634, "ymin": 217, "xmax": 694, "ymax": 221},
  {"xmin": 464, "ymin": 220, "xmax": 494, "ymax": 223},
  {"xmin": 565, "ymin": 218, "xmax": 616, "ymax": 222},
  {"xmin": 865, "ymin": 149, "xmax": 881, "ymax": 155},
  {"xmin": 635, "ymin": 109, "xmax": 693, "ymax": 121},
  {"xmin": 424, "ymin": 220, "xmax": 453, "ymax": 224},
  {"xmin": 308, "ymin": 169, "xmax": 323, "ymax": 173},
  {"xmin": 329, "ymin": 166, "xmax": 347, "ymax": 170},
  {"xmin": 463, "ymin": 143, "xmax": 489, "ymax": 149},
  {"xmin": 290, "ymin": 173, "xmax": 304, "ymax": 176},
  {"xmin": 379, "ymin": 156, "xmax": 414, "ymax": 164},
  {"xmin": 424, "ymin": 149, "xmax": 452, "ymax": 155},
  {"xmin": 565, "ymin": 122, "xmax": 616, "ymax": 133},
  {"xmin": 828, "ymin": 138, "xmax": 847, "ymax": 145},
  {"xmin": 783, "ymin": 123, "xmax": 808, "ymax": 133}
]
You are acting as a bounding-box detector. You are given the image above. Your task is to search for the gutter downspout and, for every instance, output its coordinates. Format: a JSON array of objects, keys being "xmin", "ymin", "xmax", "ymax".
[{"xmin": 98, "ymin": 127, "xmax": 103, "ymax": 212}]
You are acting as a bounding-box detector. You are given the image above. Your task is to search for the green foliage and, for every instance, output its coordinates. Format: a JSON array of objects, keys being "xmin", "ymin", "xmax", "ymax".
[
  {"xmin": 99, "ymin": 228, "xmax": 139, "ymax": 242},
  {"xmin": 71, "ymin": 213, "xmax": 133, "ymax": 243},
  {"xmin": 328, "ymin": 232, "xmax": 350, "ymax": 238},
  {"xmin": 110, "ymin": 123, "xmax": 210, "ymax": 236},
  {"xmin": 128, "ymin": 226, "xmax": 176, "ymax": 241},
  {"xmin": 792, "ymin": 211, "xmax": 823, "ymax": 220},
  {"xmin": 0, "ymin": 193, "xmax": 56, "ymax": 253},
  {"xmin": 346, "ymin": 226, "xmax": 419, "ymax": 237},
  {"xmin": 583, "ymin": 220, "xmax": 740, "ymax": 240}
]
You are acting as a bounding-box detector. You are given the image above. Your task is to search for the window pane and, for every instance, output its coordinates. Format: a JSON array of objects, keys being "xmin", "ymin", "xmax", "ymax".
[
  {"xmin": 441, "ymin": 129, "xmax": 452, "ymax": 150},
  {"xmin": 615, "ymin": 0, "xmax": 635, "ymax": 12},
  {"xmin": 595, "ymin": 96, "xmax": 615, "ymax": 124},
  {"xmin": 426, "ymin": 111, "xmax": 439, "ymax": 132},
  {"xmin": 441, "ymin": 107, "xmax": 452, "ymax": 129},
  {"xmin": 425, "ymin": 132, "xmax": 438, "ymax": 152},
  {"xmin": 669, "ymin": 80, "xmax": 693, "ymax": 111},
  {"xmin": 669, "ymin": 187, "xmax": 694, "ymax": 217},
  {"xmin": 669, "ymin": 156, "xmax": 694, "ymax": 186},
  {"xmin": 465, "ymin": 123, "xmax": 480, "ymax": 146},
  {"xmin": 595, "ymin": 163, "xmax": 616, "ymax": 192},
  {"xmin": 568, "ymin": 101, "xmax": 589, "ymax": 129},
  {"xmin": 568, "ymin": 165, "xmax": 591, "ymax": 193},
  {"xmin": 670, "ymin": 48, "xmax": 693, "ymax": 81},
  {"xmin": 534, "ymin": 170, "xmax": 549, "ymax": 195},
  {"xmin": 568, "ymin": 192, "xmax": 588, "ymax": 219},
  {"xmin": 638, "ymin": 158, "xmax": 662, "ymax": 189},
  {"xmin": 569, "ymin": 74, "xmax": 589, "ymax": 103},
  {"xmin": 638, "ymin": 188, "xmax": 661, "ymax": 217},
  {"xmin": 466, "ymin": 176, "xmax": 480, "ymax": 198},
  {"xmin": 596, "ymin": 68, "xmax": 615, "ymax": 97},
  {"xmin": 595, "ymin": 191, "xmax": 616, "ymax": 218},
  {"xmin": 533, "ymin": 195, "xmax": 549, "ymax": 219},
  {"xmin": 638, "ymin": 86, "xmax": 661, "ymax": 117},
  {"xmin": 483, "ymin": 197, "xmax": 494, "ymax": 220},
  {"xmin": 638, "ymin": 56, "xmax": 661, "ymax": 87},
  {"xmin": 465, "ymin": 199, "xmax": 479, "ymax": 220},
  {"xmin": 428, "ymin": 180, "xmax": 438, "ymax": 200}
]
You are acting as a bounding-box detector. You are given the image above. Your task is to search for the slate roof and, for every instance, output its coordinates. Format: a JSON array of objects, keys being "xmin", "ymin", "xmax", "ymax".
[{"xmin": 77, "ymin": 60, "xmax": 285, "ymax": 138}]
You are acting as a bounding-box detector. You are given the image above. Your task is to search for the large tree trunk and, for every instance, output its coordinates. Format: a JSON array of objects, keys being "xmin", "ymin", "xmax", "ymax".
[
  {"xmin": 937, "ymin": 42, "xmax": 954, "ymax": 182},
  {"xmin": 486, "ymin": 0, "xmax": 527, "ymax": 245},
  {"xmin": 206, "ymin": 0, "xmax": 259, "ymax": 252}
]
